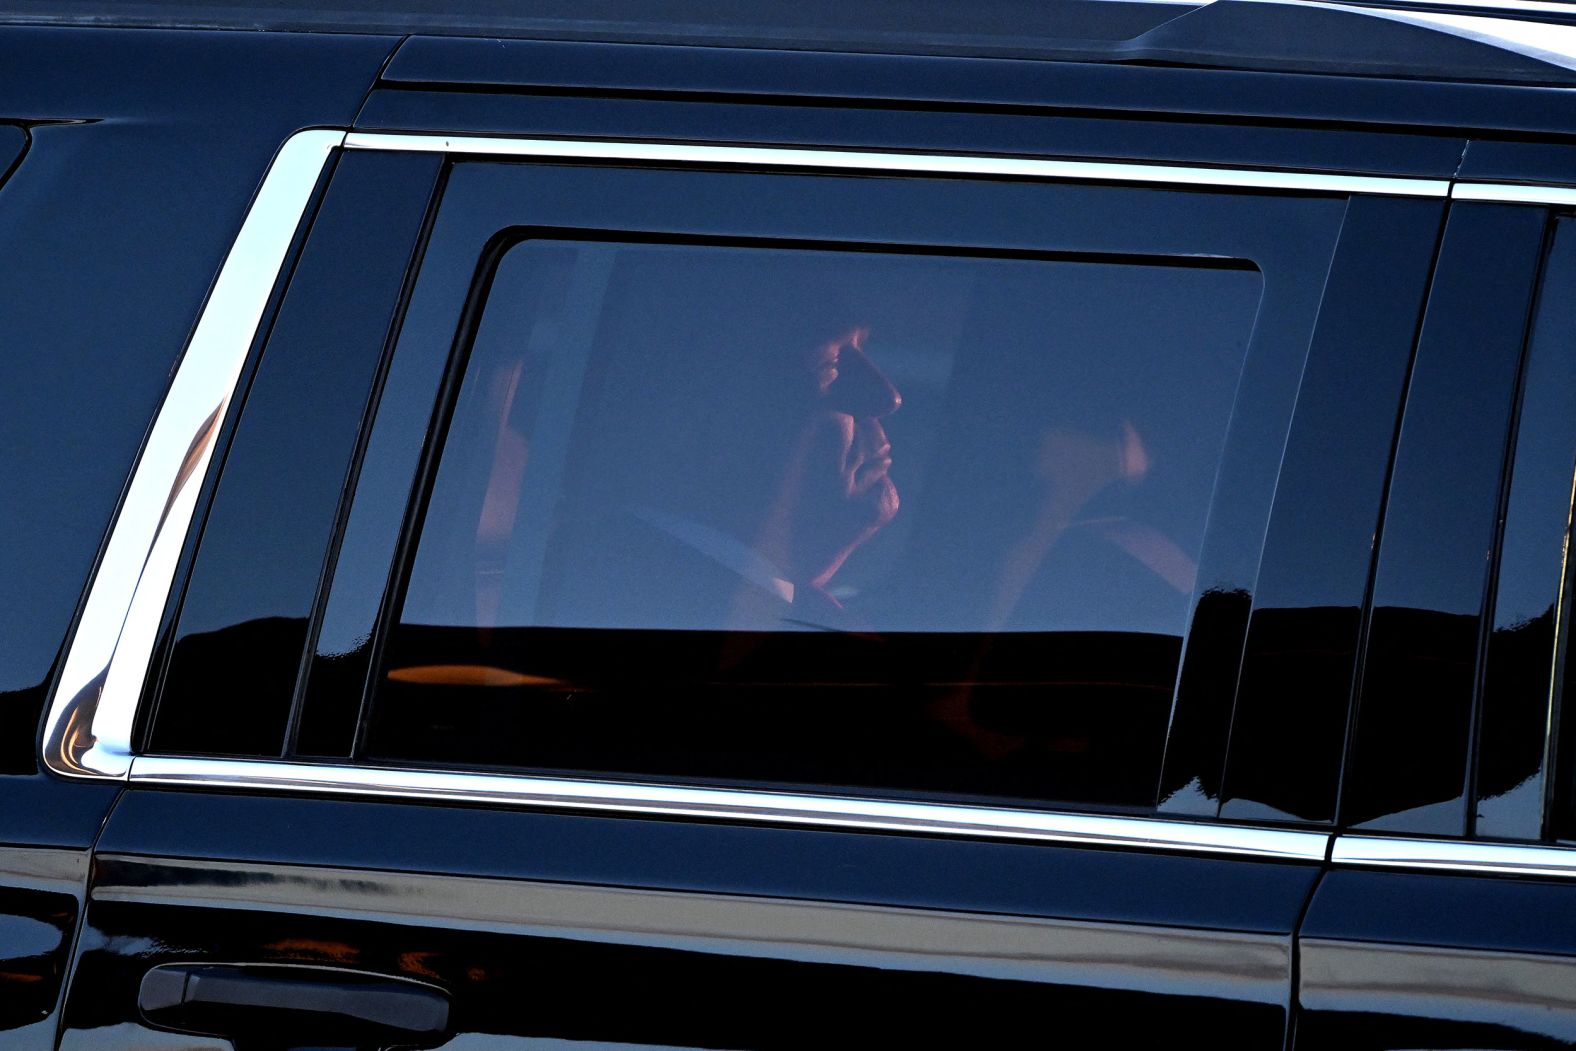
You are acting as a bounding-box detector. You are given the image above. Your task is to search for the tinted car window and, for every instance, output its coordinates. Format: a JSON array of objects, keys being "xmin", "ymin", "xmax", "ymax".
[
  {"xmin": 1491, "ymin": 218, "xmax": 1576, "ymax": 842},
  {"xmin": 147, "ymin": 152, "xmax": 442, "ymax": 758},
  {"xmin": 362, "ymin": 235, "xmax": 1262, "ymax": 808}
]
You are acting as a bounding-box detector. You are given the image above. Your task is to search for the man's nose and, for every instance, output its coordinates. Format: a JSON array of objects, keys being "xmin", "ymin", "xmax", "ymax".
[{"xmin": 830, "ymin": 345, "xmax": 901, "ymax": 418}]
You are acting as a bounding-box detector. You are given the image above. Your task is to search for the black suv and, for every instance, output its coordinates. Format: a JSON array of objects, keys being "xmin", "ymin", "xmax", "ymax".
[{"xmin": 7, "ymin": 1, "xmax": 1576, "ymax": 1047}]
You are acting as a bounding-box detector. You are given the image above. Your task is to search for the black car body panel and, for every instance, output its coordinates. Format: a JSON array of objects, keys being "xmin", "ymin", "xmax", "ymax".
[
  {"xmin": 70, "ymin": 789, "xmax": 1314, "ymax": 1046},
  {"xmin": 3, "ymin": 6, "xmax": 1576, "ymax": 1049}
]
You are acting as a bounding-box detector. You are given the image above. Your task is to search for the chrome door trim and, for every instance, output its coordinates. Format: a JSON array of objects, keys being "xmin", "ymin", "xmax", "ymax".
[
  {"xmin": 129, "ymin": 755, "xmax": 1332, "ymax": 861},
  {"xmin": 1453, "ymin": 182, "xmax": 1576, "ymax": 206},
  {"xmin": 343, "ymin": 131, "xmax": 1454, "ymax": 198},
  {"xmin": 41, "ymin": 128, "xmax": 345, "ymax": 780},
  {"xmin": 1332, "ymin": 835, "xmax": 1576, "ymax": 878}
]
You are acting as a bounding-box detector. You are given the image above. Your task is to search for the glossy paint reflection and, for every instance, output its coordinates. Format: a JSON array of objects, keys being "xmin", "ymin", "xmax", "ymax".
[
  {"xmin": 62, "ymin": 845, "xmax": 1292, "ymax": 1048},
  {"xmin": 151, "ymin": 151, "xmax": 442, "ymax": 760},
  {"xmin": 0, "ymin": 908, "xmax": 73, "ymax": 1018},
  {"xmin": 1301, "ymin": 939, "xmax": 1576, "ymax": 1047},
  {"xmin": 0, "ymin": 846, "xmax": 91, "ymax": 1047},
  {"xmin": 1341, "ymin": 204, "xmax": 1548, "ymax": 834},
  {"xmin": 1298, "ymin": 868, "xmax": 1576, "ymax": 1050},
  {"xmin": 58, "ymin": 1024, "xmax": 232, "ymax": 1051},
  {"xmin": 1215, "ymin": 196, "xmax": 1446, "ymax": 824},
  {"xmin": 1477, "ymin": 218, "xmax": 1576, "ymax": 841},
  {"xmin": 60, "ymin": 788, "xmax": 1320, "ymax": 1046}
]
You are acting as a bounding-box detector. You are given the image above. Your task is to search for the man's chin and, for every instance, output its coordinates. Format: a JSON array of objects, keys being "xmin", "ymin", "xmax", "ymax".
[{"xmin": 870, "ymin": 477, "xmax": 900, "ymax": 527}]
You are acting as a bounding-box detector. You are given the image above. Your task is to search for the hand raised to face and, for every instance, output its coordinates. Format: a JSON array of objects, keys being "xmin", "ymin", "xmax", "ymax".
[{"xmin": 777, "ymin": 327, "xmax": 903, "ymax": 591}]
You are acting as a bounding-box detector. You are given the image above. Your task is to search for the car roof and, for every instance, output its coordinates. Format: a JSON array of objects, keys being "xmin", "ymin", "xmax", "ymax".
[
  {"xmin": 12, "ymin": 0, "xmax": 1576, "ymax": 143},
  {"xmin": 3, "ymin": 0, "xmax": 1576, "ymax": 84}
]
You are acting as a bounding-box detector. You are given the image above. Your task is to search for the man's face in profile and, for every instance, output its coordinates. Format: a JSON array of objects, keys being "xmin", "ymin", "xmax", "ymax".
[
  {"xmin": 574, "ymin": 274, "xmax": 907, "ymax": 610},
  {"xmin": 778, "ymin": 327, "xmax": 903, "ymax": 591}
]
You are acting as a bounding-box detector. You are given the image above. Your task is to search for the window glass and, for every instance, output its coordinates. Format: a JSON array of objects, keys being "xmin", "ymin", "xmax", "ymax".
[
  {"xmin": 1481, "ymin": 218, "xmax": 1576, "ymax": 841},
  {"xmin": 365, "ymin": 237, "xmax": 1262, "ymax": 808}
]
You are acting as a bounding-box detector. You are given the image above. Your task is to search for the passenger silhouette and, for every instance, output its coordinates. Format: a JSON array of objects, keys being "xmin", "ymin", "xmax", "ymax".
[{"xmin": 536, "ymin": 291, "xmax": 905, "ymax": 632}]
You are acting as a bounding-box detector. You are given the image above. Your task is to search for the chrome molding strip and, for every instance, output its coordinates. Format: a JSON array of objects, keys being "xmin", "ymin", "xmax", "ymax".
[
  {"xmin": 343, "ymin": 131, "xmax": 1453, "ymax": 198},
  {"xmin": 40, "ymin": 129, "xmax": 345, "ymax": 779},
  {"xmin": 1454, "ymin": 182, "xmax": 1576, "ymax": 206},
  {"xmin": 130, "ymin": 756, "xmax": 1331, "ymax": 861},
  {"xmin": 1332, "ymin": 835, "xmax": 1576, "ymax": 878}
]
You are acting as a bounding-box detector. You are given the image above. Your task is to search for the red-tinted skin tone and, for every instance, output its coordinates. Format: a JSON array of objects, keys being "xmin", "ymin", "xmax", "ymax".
[{"xmin": 757, "ymin": 328, "xmax": 903, "ymax": 600}]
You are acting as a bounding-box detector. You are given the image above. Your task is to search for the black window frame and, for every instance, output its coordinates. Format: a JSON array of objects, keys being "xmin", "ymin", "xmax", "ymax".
[
  {"xmin": 1335, "ymin": 201, "xmax": 1576, "ymax": 846},
  {"xmin": 1473, "ymin": 210, "xmax": 1576, "ymax": 845}
]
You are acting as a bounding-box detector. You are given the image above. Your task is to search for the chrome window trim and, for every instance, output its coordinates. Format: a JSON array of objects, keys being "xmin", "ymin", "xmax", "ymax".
[
  {"xmin": 342, "ymin": 131, "xmax": 1453, "ymax": 198},
  {"xmin": 1453, "ymin": 182, "xmax": 1576, "ymax": 206},
  {"xmin": 129, "ymin": 755, "xmax": 1331, "ymax": 861},
  {"xmin": 41, "ymin": 125, "xmax": 1576, "ymax": 864},
  {"xmin": 41, "ymin": 128, "xmax": 346, "ymax": 781},
  {"xmin": 1331, "ymin": 835, "xmax": 1576, "ymax": 878}
]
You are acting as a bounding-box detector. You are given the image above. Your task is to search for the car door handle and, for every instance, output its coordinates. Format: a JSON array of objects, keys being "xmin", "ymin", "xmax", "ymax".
[{"xmin": 139, "ymin": 962, "xmax": 451, "ymax": 1048}]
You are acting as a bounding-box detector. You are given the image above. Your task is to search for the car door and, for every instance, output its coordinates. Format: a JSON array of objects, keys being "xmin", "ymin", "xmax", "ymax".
[
  {"xmin": 1296, "ymin": 187, "xmax": 1576, "ymax": 1049},
  {"xmin": 50, "ymin": 90, "xmax": 1447, "ymax": 1048}
]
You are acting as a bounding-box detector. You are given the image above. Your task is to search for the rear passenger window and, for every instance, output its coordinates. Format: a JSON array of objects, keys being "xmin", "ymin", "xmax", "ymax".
[
  {"xmin": 1496, "ymin": 218, "xmax": 1576, "ymax": 842},
  {"xmin": 363, "ymin": 235, "xmax": 1262, "ymax": 807}
]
